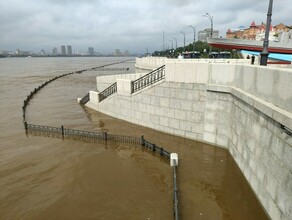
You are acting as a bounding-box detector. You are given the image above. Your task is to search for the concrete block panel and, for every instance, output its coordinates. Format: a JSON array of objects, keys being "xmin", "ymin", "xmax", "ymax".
[
  {"xmin": 117, "ymin": 79, "xmax": 132, "ymax": 96},
  {"xmin": 169, "ymin": 118, "xmax": 180, "ymax": 129},
  {"xmin": 89, "ymin": 91, "xmax": 99, "ymax": 104},
  {"xmin": 195, "ymin": 63, "xmax": 209, "ymax": 84},
  {"xmin": 210, "ymin": 64, "xmax": 236, "ymax": 85},
  {"xmin": 203, "ymin": 132, "xmax": 216, "ymax": 143}
]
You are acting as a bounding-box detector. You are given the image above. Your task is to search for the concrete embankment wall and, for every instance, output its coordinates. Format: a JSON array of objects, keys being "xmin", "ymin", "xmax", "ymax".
[
  {"xmin": 86, "ymin": 58, "xmax": 292, "ymax": 220},
  {"xmin": 135, "ymin": 56, "xmax": 251, "ymax": 70}
]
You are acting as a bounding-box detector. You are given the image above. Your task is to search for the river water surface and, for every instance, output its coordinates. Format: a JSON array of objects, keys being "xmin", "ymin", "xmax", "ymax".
[{"xmin": 0, "ymin": 57, "xmax": 268, "ymax": 220}]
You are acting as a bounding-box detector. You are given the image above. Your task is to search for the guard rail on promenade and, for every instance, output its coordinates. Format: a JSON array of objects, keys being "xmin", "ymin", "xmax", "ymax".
[
  {"xmin": 131, "ymin": 65, "xmax": 165, "ymax": 93},
  {"xmin": 98, "ymin": 82, "xmax": 117, "ymax": 102},
  {"xmin": 80, "ymin": 93, "xmax": 90, "ymax": 105}
]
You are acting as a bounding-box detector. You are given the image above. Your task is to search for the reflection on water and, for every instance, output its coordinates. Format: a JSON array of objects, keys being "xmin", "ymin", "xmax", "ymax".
[{"xmin": 0, "ymin": 57, "xmax": 268, "ymax": 220}]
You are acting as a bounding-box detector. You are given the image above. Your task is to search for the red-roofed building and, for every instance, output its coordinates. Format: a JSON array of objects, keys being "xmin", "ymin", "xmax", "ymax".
[{"xmin": 226, "ymin": 21, "xmax": 290, "ymax": 40}]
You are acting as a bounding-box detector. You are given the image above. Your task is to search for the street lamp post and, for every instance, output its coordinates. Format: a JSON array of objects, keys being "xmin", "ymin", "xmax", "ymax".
[
  {"xmin": 188, "ymin": 25, "xmax": 196, "ymax": 52},
  {"xmin": 260, "ymin": 0, "xmax": 273, "ymax": 66},
  {"xmin": 180, "ymin": 31, "xmax": 186, "ymax": 52},
  {"xmin": 203, "ymin": 13, "xmax": 213, "ymax": 38},
  {"xmin": 172, "ymin": 37, "xmax": 177, "ymax": 50},
  {"xmin": 203, "ymin": 13, "xmax": 213, "ymax": 55},
  {"xmin": 169, "ymin": 40, "xmax": 173, "ymax": 49}
]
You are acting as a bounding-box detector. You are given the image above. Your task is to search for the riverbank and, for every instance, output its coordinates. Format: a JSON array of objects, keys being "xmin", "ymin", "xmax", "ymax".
[{"xmin": 83, "ymin": 57, "xmax": 291, "ymax": 220}]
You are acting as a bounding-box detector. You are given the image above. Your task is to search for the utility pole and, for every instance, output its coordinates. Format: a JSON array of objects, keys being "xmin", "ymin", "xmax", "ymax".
[
  {"xmin": 163, "ymin": 31, "xmax": 165, "ymax": 51},
  {"xmin": 188, "ymin": 25, "xmax": 196, "ymax": 52},
  {"xmin": 180, "ymin": 31, "xmax": 186, "ymax": 52},
  {"xmin": 203, "ymin": 13, "xmax": 213, "ymax": 55}
]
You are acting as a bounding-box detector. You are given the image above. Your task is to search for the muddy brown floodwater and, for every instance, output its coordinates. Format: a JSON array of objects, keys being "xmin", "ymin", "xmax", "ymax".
[{"xmin": 0, "ymin": 57, "xmax": 269, "ymax": 220}]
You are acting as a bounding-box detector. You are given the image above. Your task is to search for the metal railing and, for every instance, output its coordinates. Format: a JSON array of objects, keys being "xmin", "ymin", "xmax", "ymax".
[
  {"xmin": 80, "ymin": 93, "xmax": 90, "ymax": 105},
  {"xmin": 98, "ymin": 82, "xmax": 117, "ymax": 102},
  {"xmin": 131, "ymin": 65, "xmax": 165, "ymax": 93},
  {"xmin": 24, "ymin": 123, "xmax": 171, "ymax": 157},
  {"xmin": 141, "ymin": 136, "xmax": 170, "ymax": 159}
]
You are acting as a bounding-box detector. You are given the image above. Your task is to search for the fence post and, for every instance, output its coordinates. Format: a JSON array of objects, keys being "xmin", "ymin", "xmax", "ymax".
[
  {"xmin": 160, "ymin": 148, "xmax": 164, "ymax": 156},
  {"xmin": 141, "ymin": 135, "xmax": 145, "ymax": 146},
  {"xmin": 104, "ymin": 131, "xmax": 108, "ymax": 141},
  {"xmin": 61, "ymin": 125, "xmax": 64, "ymax": 140},
  {"xmin": 131, "ymin": 81, "xmax": 134, "ymax": 93},
  {"xmin": 152, "ymin": 144, "xmax": 156, "ymax": 152},
  {"xmin": 24, "ymin": 121, "xmax": 28, "ymax": 131}
]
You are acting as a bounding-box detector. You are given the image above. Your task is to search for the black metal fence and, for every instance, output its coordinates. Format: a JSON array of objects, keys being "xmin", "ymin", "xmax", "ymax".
[
  {"xmin": 98, "ymin": 82, "xmax": 117, "ymax": 102},
  {"xmin": 131, "ymin": 65, "xmax": 165, "ymax": 93},
  {"xmin": 24, "ymin": 122, "xmax": 170, "ymax": 159},
  {"xmin": 97, "ymin": 67, "xmax": 129, "ymax": 71}
]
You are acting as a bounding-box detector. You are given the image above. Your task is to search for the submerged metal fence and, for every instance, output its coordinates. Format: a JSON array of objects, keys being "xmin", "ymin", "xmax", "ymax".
[
  {"xmin": 24, "ymin": 122, "xmax": 170, "ymax": 158},
  {"xmin": 97, "ymin": 67, "xmax": 129, "ymax": 71}
]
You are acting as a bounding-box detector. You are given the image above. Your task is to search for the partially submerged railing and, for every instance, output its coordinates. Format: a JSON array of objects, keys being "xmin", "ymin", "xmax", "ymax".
[
  {"xmin": 131, "ymin": 65, "xmax": 165, "ymax": 93},
  {"xmin": 141, "ymin": 136, "xmax": 170, "ymax": 159},
  {"xmin": 98, "ymin": 82, "xmax": 117, "ymax": 102},
  {"xmin": 97, "ymin": 67, "xmax": 129, "ymax": 71},
  {"xmin": 24, "ymin": 122, "xmax": 170, "ymax": 158},
  {"xmin": 80, "ymin": 93, "xmax": 90, "ymax": 105},
  {"xmin": 173, "ymin": 166, "xmax": 179, "ymax": 220}
]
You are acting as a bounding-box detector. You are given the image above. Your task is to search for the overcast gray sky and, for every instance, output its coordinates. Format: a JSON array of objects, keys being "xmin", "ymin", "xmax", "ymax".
[{"xmin": 0, "ymin": 0, "xmax": 291, "ymax": 54}]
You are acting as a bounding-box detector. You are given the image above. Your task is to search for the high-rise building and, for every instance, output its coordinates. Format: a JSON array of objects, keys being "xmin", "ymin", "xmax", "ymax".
[
  {"xmin": 114, "ymin": 49, "xmax": 122, "ymax": 56},
  {"xmin": 123, "ymin": 50, "xmax": 130, "ymax": 56},
  {"xmin": 61, "ymin": 45, "xmax": 66, "ymax": 55},
  {"xmin": 67, "ymin": 45, "xmax": 72, "ymax": 56},
  {"xmin": 88, "ymin": 47, "xmax": 94, "ymax": 56},
  {"xmin": 40, "ymin": 49, "xmax": 46, "ymax": 56},
  {"xmin": 198, "ymin": 28, "xmax": 219, "ymax": 42},
  {"xmin": 52, "ymin": 47, "xmax": 58, "ymax": 56}
]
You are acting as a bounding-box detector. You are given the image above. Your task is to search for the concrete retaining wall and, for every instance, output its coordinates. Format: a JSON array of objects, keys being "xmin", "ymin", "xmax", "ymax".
[
  {"xmin": 135, "ymin": 56, "xmax": 251, "ymax": 70},
  {"xmin": 86, "ymin": 58, "xmax": 292, "ymax": 220}
]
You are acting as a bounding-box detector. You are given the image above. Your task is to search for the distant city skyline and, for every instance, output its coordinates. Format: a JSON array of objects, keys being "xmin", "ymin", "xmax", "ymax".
[{"xmin": 0, "ymin": 0, "xmax": 291, "ymax": 54}]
